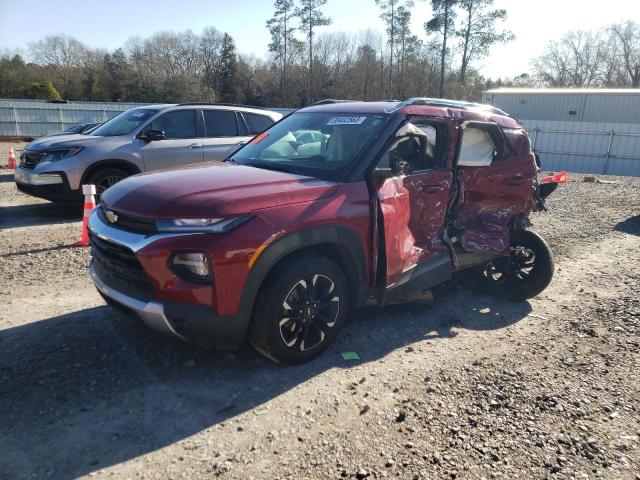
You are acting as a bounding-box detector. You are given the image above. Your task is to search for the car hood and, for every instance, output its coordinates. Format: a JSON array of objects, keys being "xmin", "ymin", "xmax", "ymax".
[
  {"xmin": 26, "ymin": 134, "xmax": 120, "ymax": 150},
  {"xmin": 101, "ymin": 162, "xmax": 339, "ymax": 219}
]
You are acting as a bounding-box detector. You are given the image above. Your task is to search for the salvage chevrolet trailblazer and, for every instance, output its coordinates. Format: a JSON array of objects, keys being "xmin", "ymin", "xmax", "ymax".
[{"xmin": 88, "ymin": 98, "xmax": 558, "ymax": 364}]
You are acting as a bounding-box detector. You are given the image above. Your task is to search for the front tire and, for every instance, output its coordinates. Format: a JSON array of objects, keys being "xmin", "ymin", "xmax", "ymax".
[
  {"xmin": 249, "ymin": 255, "xmax": 349, "ymax": 364},
  {"xmin": 88, "ymin": 168, "xmax": 128, "ymax": 202},
  {"xmin": 477, "ymin": 229, "xmax": 554, "ymax": 301}
]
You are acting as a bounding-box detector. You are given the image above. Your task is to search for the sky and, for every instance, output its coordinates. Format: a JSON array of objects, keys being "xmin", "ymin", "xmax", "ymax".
[{"xmin": 0, "ymin": 0, "xmax": 638, "ymax": 79}]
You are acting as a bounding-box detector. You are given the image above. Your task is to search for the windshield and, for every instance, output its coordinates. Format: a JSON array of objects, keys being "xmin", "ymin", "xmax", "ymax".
[
  {"xmin": 230, "ymin": 112, "xmax": 387, "ymax": 181},
  {"xmin": 90, "ymin": 108, "xmax": 159, "ymax": 137}
]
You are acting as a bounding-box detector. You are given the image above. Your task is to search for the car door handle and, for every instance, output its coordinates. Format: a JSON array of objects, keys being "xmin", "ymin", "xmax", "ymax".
[
  {"xmin": 421, "ymin": 185, "xmax": 444, "ymax": 194},
  {"xmin": 188, "ymin": 144, "xmax": 203, "ymax": 149}
]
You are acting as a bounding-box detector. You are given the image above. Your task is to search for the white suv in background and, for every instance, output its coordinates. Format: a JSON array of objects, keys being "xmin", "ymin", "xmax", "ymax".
[{"xmin": 14, "ymin": 103, "xmax": 283, "ymax": 203}]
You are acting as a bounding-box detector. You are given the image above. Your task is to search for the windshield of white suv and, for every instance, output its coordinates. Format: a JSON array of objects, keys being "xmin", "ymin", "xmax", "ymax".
[
  {"xmin": 230, "ymin": 112, "xmax": 387, "ymax": 181},
  {"xmin": 90, "ymin": 108, "xmax": 159, "ymax": 137}
]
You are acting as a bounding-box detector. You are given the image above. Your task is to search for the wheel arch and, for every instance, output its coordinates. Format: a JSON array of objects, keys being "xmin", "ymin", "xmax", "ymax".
[
  {"xmin": 234, "ymin": 225, "xmax": 370, "ymax": 341},
  {"xmin": 81, "ymin": 159, "xmax": 141, "ymax": 186}
]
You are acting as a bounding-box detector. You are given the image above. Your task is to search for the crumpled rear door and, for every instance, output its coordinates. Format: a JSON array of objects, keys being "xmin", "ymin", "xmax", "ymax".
[{"xmin": 453, "ymin": 122, "xmax": 537, "ymax": 254}]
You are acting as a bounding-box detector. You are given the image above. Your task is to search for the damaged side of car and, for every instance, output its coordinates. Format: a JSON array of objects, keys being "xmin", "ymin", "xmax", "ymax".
[{"xmin": 369, "ymin": 113, "xmax": 555, "ymax": 304}]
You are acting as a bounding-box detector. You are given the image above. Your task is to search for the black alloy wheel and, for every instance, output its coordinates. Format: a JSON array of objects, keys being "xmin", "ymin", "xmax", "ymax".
[
  {"xmin": 278, "ymin": 274, "xmax": 340, "ymax": 352},
  {"xmin": 249, "ymin": 255, "xmax": 349, "ymax": 364},
  {"xmin": 478, "ymin": 229, "xmax": 554, "ymax": 301}
]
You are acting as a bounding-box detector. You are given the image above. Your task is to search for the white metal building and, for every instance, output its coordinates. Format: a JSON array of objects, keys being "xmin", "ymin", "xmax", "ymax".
[{"xmin": 482, "ymin": 89, "xmax": 640, "ymax": 177}]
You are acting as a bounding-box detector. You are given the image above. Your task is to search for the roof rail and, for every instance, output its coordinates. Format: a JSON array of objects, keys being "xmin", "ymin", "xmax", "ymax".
[
  {"xmin": 313, "ymin": 99, "xmax": 360, "ymax": 105},
  {"xmin": 176, "ymin": 102, "xmax": 269, "ymax": 110},
  {"xmin": 386, "ymin": 97, "xmax": 507, "ymax": 115}
]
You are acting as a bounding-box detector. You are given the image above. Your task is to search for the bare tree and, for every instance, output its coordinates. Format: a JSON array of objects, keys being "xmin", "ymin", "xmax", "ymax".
[
  {"xmin": 15, "ymin": 15, "xmax": 510, "ymax": 105},
  {"xmin": 29, "ymin": 34, "xmax": 87, "ymax": 97},
  {"xmin": 200, "ymin": 26, "xmax": 225, "ymax": 93},
  {"xmin": 611, "ymin": 21, "xmax": 640, "ymax": 88},
  {"xmin": 532, "ymin": 31, "xmax": 606, "ymax": 87},
  {"xmin": 456, "ymin": 0, "xmax": 513, "ymax": 83}
]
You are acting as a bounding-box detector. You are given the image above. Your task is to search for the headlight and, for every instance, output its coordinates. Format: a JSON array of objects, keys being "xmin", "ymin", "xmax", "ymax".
[
  {"xmin": 168, "ymin": 252, "xmax": 212, "ymax": 284},
  {"xmin": 41, "ymin": 147, "xmax": 84, "ymax": 163},
  {"xmin": 155, "ymin": 216, "xmax": 251, "ymax": 233}
]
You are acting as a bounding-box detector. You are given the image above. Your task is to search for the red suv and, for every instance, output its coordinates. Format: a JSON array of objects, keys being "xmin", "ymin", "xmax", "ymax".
[{"xmin": 88, "ymin": 99, "xmax": 556, "ymax": 364}]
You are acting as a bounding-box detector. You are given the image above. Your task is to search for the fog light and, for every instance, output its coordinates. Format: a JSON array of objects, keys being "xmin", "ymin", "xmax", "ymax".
[{"xmin": 169, "ymin": 252, "xmax": 212, "ymax": 284}]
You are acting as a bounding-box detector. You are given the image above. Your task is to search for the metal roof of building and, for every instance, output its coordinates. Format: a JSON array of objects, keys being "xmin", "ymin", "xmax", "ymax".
[{"xmin": 485, "ymin": 88, "xmax": 640, "ymax": 95}]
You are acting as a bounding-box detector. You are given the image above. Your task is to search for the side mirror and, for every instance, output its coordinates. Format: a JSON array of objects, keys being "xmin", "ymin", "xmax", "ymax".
[{"xmin": 139, "ymin": 129, "xmax": 165, "ymax": 142}]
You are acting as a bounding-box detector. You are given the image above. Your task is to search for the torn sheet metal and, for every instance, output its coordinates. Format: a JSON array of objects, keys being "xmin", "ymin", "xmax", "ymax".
[
  {"xmin": 454, "ymin": 154, "xmax": 537, "ymax": 254},
  {"xmin": 376, "ymin": 170, "xmax": 452, "ymax": 284}
]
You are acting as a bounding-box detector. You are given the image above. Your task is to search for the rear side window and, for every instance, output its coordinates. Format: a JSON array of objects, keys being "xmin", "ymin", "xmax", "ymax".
[
  {"xmin": 150, "ymin": 110, "xmax": 196, "ymax": 139},
  {"xmin": 203, "ymin": 110, "xmax": 238, "ymax": 137},
  {"xmin": 243, "ymin": 113, "xmax": 274, "ymax": 135},
  {"xmin": 458, "ymin": 127, "xmax": 497, "ymax": 167}
]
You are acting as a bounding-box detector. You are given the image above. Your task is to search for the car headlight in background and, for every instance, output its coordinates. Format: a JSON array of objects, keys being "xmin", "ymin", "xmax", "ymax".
[
  {"xmin": 41, "ymin": 147, "xmax": 84, "ymax": 163},
  {"xmin": 168, "ymin": 252, "xmax": 212, "ymax": 284},
  {"xmin": 155, "ymin": 216, "xmax": 251, "ymax": 233}
]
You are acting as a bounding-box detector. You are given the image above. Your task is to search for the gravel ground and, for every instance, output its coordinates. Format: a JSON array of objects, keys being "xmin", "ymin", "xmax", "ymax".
[{"xmin": 0, "ymin": 153, "xmax": 639, "ymax": 480}]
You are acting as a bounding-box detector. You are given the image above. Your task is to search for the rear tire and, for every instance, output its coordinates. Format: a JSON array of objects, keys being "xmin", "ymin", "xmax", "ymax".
[
  {"xmin": 476, "ymin": 229, "xmax": 554, "ymax": 301},
  {"xmin": 249, "ymin": 255, "xmax": 349, "ymax": 364}
]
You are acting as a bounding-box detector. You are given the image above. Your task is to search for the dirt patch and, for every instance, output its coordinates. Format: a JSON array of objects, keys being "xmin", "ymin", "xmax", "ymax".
[{"xmin": 0, "ymin": 163, "xmax": 639, "ymax": 479}]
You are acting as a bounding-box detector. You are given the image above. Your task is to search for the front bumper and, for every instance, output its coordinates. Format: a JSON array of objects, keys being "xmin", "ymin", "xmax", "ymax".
[
  {"xmin": 88, "ymin": 210, "xmax": 244, "ymax": 349},
  {"xmin": 90, "ymin": 262, "xmax": 186, "ymax": 340},
  {"xmin": 15, "ymin": 167, "xmax": 79, "ymax": 202}
]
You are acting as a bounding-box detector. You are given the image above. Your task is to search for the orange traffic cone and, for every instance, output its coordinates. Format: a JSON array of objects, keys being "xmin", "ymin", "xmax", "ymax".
[
  {"xmin": 7, "ymin": 146, "xmax": 16, "ymax": 169},
  {"xmin": 74, "ymin": 184, "xmax": 97, "ymax": 247}
]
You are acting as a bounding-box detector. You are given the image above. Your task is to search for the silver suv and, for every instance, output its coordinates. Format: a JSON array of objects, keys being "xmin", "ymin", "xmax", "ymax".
[{"xmin": 14, "ymin": 103, "xmax": 283, "ymax": 202}]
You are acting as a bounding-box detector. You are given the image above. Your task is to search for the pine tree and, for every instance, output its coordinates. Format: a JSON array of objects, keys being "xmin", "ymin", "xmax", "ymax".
[
  {"xmin": 267, "ymin": 0, "xmax": 296, "ymax": 105},
  {"xmin": 425, "ymin": 0, "xmax": 458, "ymax": 97},
  {"xmin": 457, "ymin": 0, "xmax": 512, "ymax": 83},
  {"xmin": 294, "ymin": 0, "xmax": 331, "ymax": 103},
  {"xmin": 396, "ymin": 4, "xmax": 417, "ymax": 98},
  {"xmin": 375, "ymin": 0, "xmax": 413, "ymax": 98},
  {"xmin": 218, "ymin": 33, "xmax": 238, "ymax": 103}
]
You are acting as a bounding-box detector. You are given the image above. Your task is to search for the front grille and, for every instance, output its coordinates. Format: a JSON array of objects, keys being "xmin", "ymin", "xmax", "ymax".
[
  {"xmin": 98, "ymin": 207, "xmax": 157, "ymax": 234},
  {"xmin": 20, "ymin": 151, "xmax": 44, "ymax": 170},
  {"xmin": 89, "ymin": 231, "xmax": 155, "ymax": 300}
]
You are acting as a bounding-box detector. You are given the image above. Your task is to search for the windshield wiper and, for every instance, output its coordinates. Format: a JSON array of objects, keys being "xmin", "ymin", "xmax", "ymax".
[{"xmin": 223, "ymin": 157, "xmax": 239, "ymax": 164}]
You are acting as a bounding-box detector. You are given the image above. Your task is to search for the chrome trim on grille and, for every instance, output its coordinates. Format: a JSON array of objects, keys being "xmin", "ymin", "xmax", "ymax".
[{"xmin": 88, "ymin": 208, "xmax": 199, "ymax": 253}]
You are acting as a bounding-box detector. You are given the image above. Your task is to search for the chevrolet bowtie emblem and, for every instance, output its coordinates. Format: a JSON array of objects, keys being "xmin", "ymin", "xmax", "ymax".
[{"xmin": 105, "ymin": 210, "xmax": 118, "ymax": 224}]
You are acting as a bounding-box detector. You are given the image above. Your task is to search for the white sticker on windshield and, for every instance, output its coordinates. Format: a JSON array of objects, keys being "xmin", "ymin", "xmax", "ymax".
[
  {"xmin": 326, "ymin": 116, "xmax": 366, "ymax": 126},
  {"xmin": 131, "ymin": 112, "xmax": 146, "ymax": 118}
]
